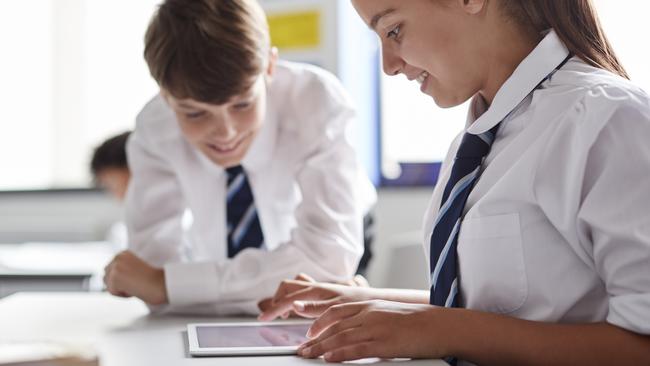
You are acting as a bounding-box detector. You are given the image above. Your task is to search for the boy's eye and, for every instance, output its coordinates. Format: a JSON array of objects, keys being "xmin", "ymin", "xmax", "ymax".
[
  {"xmin": 185, "ymin": 111, "xmax": 206, "ymax": 119},
  {"xmin": 387, "ymin": 25, "xmax": 401, "ymax": 40}
]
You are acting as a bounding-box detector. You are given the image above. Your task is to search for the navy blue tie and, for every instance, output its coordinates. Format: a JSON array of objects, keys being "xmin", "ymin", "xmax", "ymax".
[
  {"xmin": 226, "ymin": 165, "xmax": 264, "ymax": 258},
  {"xmin": 428, "ymin": 54, "xmax": 572, "ymax": 308},
  {"xmin": 429, "ymin": 54, "xmax": 572, "ymax": 366},
  {"xmin": 429, "ymin": 123, "xmax": 500, "ymax": 307}
]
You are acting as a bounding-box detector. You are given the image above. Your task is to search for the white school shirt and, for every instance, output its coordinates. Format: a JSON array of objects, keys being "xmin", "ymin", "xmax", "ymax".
[
  {"xmin": 126, "ymin": 61, "xmax": 377, "ymax": 315},
  {"xmin": 423, "ymin": 30, "xmax": 650, "ymax": 336}
]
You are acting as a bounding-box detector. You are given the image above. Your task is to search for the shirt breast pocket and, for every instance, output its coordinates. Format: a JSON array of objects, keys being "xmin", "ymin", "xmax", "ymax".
[{"xmin": 457, "ymin": 213, "xmax": 528, "ymax": 314}]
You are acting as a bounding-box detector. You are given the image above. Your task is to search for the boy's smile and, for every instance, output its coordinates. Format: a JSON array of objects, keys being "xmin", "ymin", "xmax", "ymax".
[{"xmin": 163, "ymin": 75, "xmax": 268, "ymax": 168}]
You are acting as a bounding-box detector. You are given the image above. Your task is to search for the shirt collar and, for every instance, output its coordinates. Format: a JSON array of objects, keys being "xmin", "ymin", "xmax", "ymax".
[
  {"xmin": 466, "ymin": 29, "xmax": 570, "ymax": 134},
  {"xmin": 240, "ymin": 94, "xmax": 278, "ymax": 172}
]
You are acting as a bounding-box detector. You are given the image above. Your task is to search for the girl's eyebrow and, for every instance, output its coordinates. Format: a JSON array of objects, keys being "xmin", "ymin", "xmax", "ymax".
[{"xmin": 370, "ymin": 8, "xmax": 396, "ymax": 30}]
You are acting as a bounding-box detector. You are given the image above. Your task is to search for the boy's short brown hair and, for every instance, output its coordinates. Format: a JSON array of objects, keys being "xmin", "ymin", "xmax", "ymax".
[{"xmin": 144, "ymin": 0, "xmax": 270, "ymax": 104}]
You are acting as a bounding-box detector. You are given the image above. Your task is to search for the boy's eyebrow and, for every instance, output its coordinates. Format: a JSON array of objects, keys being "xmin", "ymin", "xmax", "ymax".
[
  {"xmin": 370, "ymin": 8, "xmax": 396, "ymax": 30},
  {"xmin": 177, "ymin": 102, "xmax": 199, "ymax": 109}
]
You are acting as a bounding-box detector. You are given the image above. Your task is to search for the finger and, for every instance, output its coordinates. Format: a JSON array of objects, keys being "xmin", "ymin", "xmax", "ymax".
[
  {"xmin": 307, "ymin": 302, "xmax": 364, "ymax": 338},
  {"xmin": 295, "ymin": 273, "xmax": 315, "ymax": 283},
  {"xmin": 271, "ymin": 280, "xmax": 314, "ymax": 304},
  {"xmin": 293, "ymin": 298, "xmax": 340, "ymax": 318},
  {"xmin": 322, "ymin": 342, "xmax": 378, "ymax": 362},
  {"xmin": 259, "ymin": 287, "xmax": 326, "ymax": 321},
  {"xmin": 353, "ymin": 274, "xmax": 370, "ymax": 287},
  {"xmin": 308, "ymin": 312, "xmax": 364, "ymax": 344},
  {"xmin": 298, "ymin": 327, "xmax": 371, "ymax": 359},
  {"xmin": 257, "ymin": 297, "xmax": 273, "ymax": 312}
]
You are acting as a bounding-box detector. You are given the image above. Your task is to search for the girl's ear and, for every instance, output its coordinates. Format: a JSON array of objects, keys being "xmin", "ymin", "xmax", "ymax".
[
  {"xmin": 458, "ymin": 0, "xmax": 486, "ymax": 15},
  {"xmin": 266, "ymin": 47, "xmax": 279, "ymax": 82}
]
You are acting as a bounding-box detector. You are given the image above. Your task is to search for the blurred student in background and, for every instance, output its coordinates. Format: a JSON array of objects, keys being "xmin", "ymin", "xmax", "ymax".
[
  {"xmin": 91, "ymin": 131, "xmax": 131, "ymax": 202},
  {"xmin": 90, "ymin": 131, "xmax": 132, "ymax": 250}
]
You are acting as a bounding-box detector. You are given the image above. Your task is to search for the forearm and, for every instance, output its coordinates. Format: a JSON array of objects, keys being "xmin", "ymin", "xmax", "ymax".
[
  {"xmin": 440, "ymin": 308, "xmax": 650, "ymax": 366},
  {"xmin": 367, "ymin": 288, "xmax": 430, "ymax": 304},
  {"xmin": 165, "ymin": 242, "xmax": 357, "ymax": 307}
]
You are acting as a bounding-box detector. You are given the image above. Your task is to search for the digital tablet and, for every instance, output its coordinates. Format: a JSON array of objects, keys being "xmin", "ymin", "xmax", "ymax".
[{"xmin": 187, "ymin": 321, "xmax": 312, "ymax": 356}]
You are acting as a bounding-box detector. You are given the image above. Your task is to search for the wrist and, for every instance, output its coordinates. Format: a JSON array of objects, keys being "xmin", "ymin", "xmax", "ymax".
[
  {"xmin": 150, "ymin": 268, "xmax": 169, "ymax": 305},
  {"xmin": 425, "ymin": 307, "xmax": 464, "ymax": 358}
]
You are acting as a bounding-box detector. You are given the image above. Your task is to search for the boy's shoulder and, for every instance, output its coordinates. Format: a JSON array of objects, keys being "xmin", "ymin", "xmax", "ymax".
[
  {"xmin": 134, "ymin": 93, "xmax": 181, "ymax": 142},
  {"xmin": 274, "ymin": 60, "xmax": 341, "ymax": 87},
  {"xmin": 270, "ymin": 60, "xmax": 355, "ymax": 124}
]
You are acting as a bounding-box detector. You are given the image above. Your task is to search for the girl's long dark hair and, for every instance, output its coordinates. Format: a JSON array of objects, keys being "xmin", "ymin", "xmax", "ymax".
[{"xmin": 502, "ymin": 0, "xmax": 629, "ymax": 79}]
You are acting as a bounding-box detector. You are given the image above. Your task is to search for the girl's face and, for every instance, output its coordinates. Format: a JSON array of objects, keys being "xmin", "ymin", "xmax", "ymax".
[{"xmin": 352, "ymin": 0, "xmax": 488, "ymax": 108}]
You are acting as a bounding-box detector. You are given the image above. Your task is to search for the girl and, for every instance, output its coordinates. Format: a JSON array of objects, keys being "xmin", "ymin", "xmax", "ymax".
[{"xmin": 259, "ymin": 0, "xmax": 650, "ymax": 364}]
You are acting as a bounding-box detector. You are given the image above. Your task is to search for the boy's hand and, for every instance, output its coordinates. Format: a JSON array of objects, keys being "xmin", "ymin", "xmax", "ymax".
[{"xmin": 103, "ymin": 250, "xmax": 168, "ymax": 305}]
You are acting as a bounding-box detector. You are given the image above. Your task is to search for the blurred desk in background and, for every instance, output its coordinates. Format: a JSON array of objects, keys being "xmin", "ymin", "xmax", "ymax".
[{"xmin": 0, "ymin": 242, "xmax": 114, "ymax": 298}]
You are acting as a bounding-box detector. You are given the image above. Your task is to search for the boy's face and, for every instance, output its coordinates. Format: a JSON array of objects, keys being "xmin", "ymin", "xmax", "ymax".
[{"xmin": 163, "ymin": 74, "xmax": 268, "ymax": 168}]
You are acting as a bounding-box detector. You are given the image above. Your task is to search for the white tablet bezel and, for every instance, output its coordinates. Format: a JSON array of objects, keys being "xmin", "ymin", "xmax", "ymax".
[{"xmin": 187, "ymin": 321, "xmax": 313, "ymax": 356}]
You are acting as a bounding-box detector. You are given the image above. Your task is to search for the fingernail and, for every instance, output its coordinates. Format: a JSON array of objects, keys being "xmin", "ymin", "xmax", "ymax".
[
  {"xmin": 301, "ymin": 347, "xmax": 311, "ymax": 357},
  {"xmin": 324, "ymin": 352, "xmax": 333, "ymax": 359},
  {"xmin": 294, "ymin": 301, "xmax": 305, "ymax": 311}
]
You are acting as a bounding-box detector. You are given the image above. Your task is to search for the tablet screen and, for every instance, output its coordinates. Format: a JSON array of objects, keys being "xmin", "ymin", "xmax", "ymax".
[{"xmin": 196, "ymin": 323, "xmax": 311, "ymax": 348}]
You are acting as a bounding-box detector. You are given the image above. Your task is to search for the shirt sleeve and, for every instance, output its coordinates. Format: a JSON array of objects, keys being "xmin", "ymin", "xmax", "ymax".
[
  {"xmin": 162, "ymin": 69, "xmax": 376, "ymax": 313},
  {"xmin": 125, "ymin": 119, "xmax": 187, "ymax": 268},
  {"xmin": 576, "ymin": 100, "xmax": 650, "ymax": 334}
]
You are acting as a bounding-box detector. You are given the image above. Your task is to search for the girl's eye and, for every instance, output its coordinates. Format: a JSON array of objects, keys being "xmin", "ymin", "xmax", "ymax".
[
  {"xmin": 387, "ymin": 25, "xmax": 401, "ymax": 40},
  {"xmin": 233, "ymin": 102, "xmax": 251, "ymax": 110},
  {"xmin": 185, "ymin": 111, "xmax": 206, "ymax": 119}
]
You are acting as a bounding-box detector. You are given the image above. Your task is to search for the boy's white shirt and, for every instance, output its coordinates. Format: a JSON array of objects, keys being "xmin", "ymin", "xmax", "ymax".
[
  {"xmin": 422, "ymin": 30, "xmax": 650, "ymax": 344},
  {"xmin": 126, "ymin": 61, "xmax": 377, "ymax": 315}
]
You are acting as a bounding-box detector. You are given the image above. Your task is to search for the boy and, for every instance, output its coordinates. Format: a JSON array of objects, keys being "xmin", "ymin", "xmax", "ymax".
[{"xmin": 103, "ymin": 0, "xmax": 376, "ymax": 314}]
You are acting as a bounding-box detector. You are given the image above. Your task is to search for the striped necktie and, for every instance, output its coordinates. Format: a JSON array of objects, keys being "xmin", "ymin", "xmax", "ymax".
[
  {"xmin": 429, "ymin": 123, "xmax": 500, "ymax": 307},
  {"xmin": 429, "ymin": 54, "xmax": 573, "ymax": 308},
  {"xmin": 226, "ymin": 165, "xmax": 264, "ymax": 258}
]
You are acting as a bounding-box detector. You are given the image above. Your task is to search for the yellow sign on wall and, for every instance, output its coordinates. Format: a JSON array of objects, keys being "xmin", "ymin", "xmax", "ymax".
[{"xmin": 267, "ymin": 10, "xmax": 321, "ymax": 50}]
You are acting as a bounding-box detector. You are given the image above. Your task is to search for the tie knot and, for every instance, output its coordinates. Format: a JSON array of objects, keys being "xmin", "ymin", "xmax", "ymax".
[
  {"xmin": 226, "ymin": 165, "xmax": 245, "ymax": 186},
  {"xmin": 455, "ymin": 124, "xmax": 500, "ymax": 159},
  {"xmin": 226, "ymin": 165, "xmax": 244, "ymax": 178}
]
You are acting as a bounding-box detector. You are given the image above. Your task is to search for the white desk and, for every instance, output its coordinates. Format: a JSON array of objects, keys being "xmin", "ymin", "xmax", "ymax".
[{"xmin": 0, "ymin": 293, "xmax": 447, "ymax": 365}]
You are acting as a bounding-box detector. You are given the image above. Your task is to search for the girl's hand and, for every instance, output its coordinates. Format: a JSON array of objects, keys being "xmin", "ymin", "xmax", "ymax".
[
  {"xmin": 257, "ymin": 274, "xmax": 374, "ymax": 321},
  {"xmin": 297, "ymin": 300, "xmax": 449, "ymax": 362}
]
